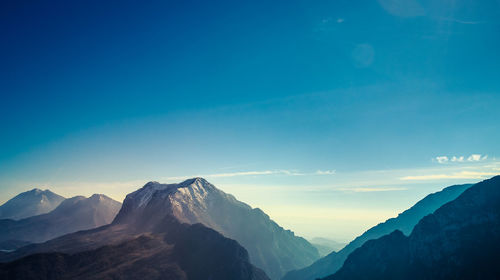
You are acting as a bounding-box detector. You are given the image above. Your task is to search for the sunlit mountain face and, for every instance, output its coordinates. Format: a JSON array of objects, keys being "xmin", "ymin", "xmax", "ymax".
[{"xmin": 0, "ymin": 0, "xmax": 499, "ymax": 279}]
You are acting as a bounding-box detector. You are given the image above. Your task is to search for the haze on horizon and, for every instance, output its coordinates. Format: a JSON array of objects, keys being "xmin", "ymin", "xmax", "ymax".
[{"xmin": 1, "ymin": 0, "xmax": 499, "ymax": 241}]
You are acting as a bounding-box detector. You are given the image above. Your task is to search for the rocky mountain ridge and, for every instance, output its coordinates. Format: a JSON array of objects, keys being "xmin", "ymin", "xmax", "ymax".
[
  {"xmin": 282, "ymin": 183, "xmax": 472, "ymax": 280},
  {"xmin": 322, "ymin": 176, "xmax": 500, "ymax": 280}
]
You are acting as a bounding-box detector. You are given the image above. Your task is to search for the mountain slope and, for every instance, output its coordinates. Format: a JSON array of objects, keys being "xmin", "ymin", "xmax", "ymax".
[
  {"xmin": 282, "ymin": 183, "xmax": 472, "ymax": 280},
  {"xmin": 0, "ymin": 194, "xmax": 121, "ymax": 244},
  {"xmin": 323, "ymin": 175, "xmax": 500, "ymax": 280},
  {"xmin": 113, "ymin": 178, "xmax": 319, "ymax": 279},
  {"xmin": 0, "ymin": 217, "xmax": 269, "ymax": 280},
  {"xmin": 0, "ymin": 189, "xmax": 65, "ymax": 220}
]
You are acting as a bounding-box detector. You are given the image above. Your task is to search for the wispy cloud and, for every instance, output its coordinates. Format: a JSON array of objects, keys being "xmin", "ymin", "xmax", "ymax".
[
  {"xmin": 164, "ymin": 169, "xmax": 336, "ymax": 181},
  {"xmin": 434, "ymin": 154, "xmax": 488, "ymax": 164},
  {"xmin": 441, "ymin": 17, "xmax": 484, "ymax": 25},
  {"xmin": 400, "ymin": 171, "xmax": 498, "ymax": 181},
  {"xmin": 338, "ymin": 187, "xmax": 407, "ymax": 192}
]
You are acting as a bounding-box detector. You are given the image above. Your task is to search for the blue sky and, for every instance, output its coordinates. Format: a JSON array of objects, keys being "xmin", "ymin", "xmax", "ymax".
[{"xmin": 1, "ymin": 0, "xmax": 499, "ymax": 240}]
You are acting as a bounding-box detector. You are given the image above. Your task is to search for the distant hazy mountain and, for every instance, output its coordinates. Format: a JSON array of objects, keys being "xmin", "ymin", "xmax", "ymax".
[
  {"xmin": 114, "ymin": 178, "xmax": 319, "ymax": 279},
  {"xmin": 0, "ymin": 189, "xmax": 65, "ymax": 220},
  {"xmin": 309, "ymin": 237, "xmax": 346, "ymax": 256},
  {"xmin": 282, "ymin": 183, "xmax": 472, "ymax": 280},
  {"xmin": 0, "ymin": 194, "xmax": 121, "ymax": 244},
  {"xmin": 323, "ymin": 175, "xmax": 500, "ymax": 280},
  {"xmin": 0, "ymin": 217, "xmax": 269, "ymax": 280}
]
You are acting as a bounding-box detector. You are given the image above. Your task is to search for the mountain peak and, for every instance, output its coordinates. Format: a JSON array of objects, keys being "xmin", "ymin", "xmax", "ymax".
[
  {"xmin": 131, "ymin": 178, "xmax": 216, "ymax": 208},
  {"xmin": 0, "ymin": 188, "xmax": 66, "ymax": 220},
  {"xmin": 177, "ymin": 177, "xmax": 212, "ymax": 188},
  {"xmin": 89, "ymin": 193, "xmax": 110, "ymax": 201}
]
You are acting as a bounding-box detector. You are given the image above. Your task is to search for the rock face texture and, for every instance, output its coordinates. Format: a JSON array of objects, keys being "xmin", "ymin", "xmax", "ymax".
[
  {"xmin": 0, "ymin": 189, "xmax": 65, "ymax": 220},
  {"xmin": 0, "ymin": 194, "xmax": 122, "ymax": 244},
  {"xmin": 282, "ymin": 183, "xmax": 472, "ymax": 280},
  {"xmin": 0, "ymin": 217, "xmax": 270, "ymax": 280},
  {"xmin": 322, "ymin": 175, "xmax": 500, "ymax": 280},
  {"xmin": 114, "ymin": 178, "xmax": 319, "ymax": 279}
]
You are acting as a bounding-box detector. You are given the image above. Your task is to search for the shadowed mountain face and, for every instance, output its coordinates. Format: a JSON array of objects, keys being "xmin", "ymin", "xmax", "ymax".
[
  {"xmin": 0, "ymin": 189, "xmax": 65, "ymax": 220},
  {"xmin": 0, "ymin": 194, "xmax": 121, "ymax": 244},
  {"xmin": 282, "ymin": 183, "xmax": 472, "ymax": 280},
  {"xmin": 323, "ymin": 175, "xmax": 500, "ymax": 280},
  {"xmin": 113, "ymin": 178, "xmax": 319, "ymax": 279},
  {"xmin": 0, "ymin": 217, "xmax": 269, "ymax": 280}
]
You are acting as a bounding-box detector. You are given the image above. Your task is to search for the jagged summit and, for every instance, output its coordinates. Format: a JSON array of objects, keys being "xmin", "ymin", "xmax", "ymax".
[
  {"xmin": 123, "ymin": 177, "xmax": 222, "ymax": 210},
  {"xmin": 142, "ymin": 177, "xmax": 214, "ymax": 191}
]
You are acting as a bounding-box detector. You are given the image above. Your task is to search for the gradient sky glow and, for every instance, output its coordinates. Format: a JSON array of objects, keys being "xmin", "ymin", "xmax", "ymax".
[{"xmin": 1, "ymin": 0, "xmax": 500, "ymax": 241}]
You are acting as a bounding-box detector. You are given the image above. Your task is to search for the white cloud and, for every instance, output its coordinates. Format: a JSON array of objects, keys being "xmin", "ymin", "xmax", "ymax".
[
  {"xmin": 451, "ymin": 156, "xmax": 464, "ymax": 162},
  {"xmin": 337, "ymin": 18, "xmax": 344, "ymax": 23},
  {"xmin": 315, "ymin": 170, "xmax": 336, "ymax": 175},
  {"xmin": 435, "ymin": 156, "xmax": 449, "ymax": 164},
  {"xmin": 436, "ymin": 154, "xmax": 488, "ymax": 164},
  {"xmin": 467, "ymin": 154, "xmax": 482, "ymax": 162}
]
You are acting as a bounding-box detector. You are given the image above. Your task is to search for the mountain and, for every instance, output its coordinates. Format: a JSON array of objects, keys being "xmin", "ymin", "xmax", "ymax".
[
  {"xmin": 0, "ymin": 178, "xmax": 314, "ymax": 279},
  {"xmin": 282, "ymin": 183, "xmax": 472, "ymax": 280},
  {"xmin": 0, "ymin": 189, "xmax": 65, "ymax": 220},
  {"xmin": 309, "ymin": 238, "xmax": 346, "ymax": 256},
  {"xmin": 0, "ymin": 216, "xmax": 269, "ymax": 280},
  {"xmin": 113, "ymin": 178, "xmax": 319, "ymax": 279},
  {"xmin": 322, "ymin": 175, "xmax": 500, "ymax": 280},
  {"xmin": 0, "ymin": 179, "xmax": 273, "ymax": 280},
  {"xmin": 0, "ymin": 194, "xmax": 121, "ymax": 245}
]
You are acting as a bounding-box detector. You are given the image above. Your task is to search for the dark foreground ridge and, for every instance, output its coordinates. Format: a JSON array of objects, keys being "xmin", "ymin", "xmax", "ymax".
[
  {"xmin": 323, "ymin": 175, "xmax": 500, "ymax": 280},
  {"xmin": 0, "ymin": 216, "xmax": 269, "ymax": 280}
]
